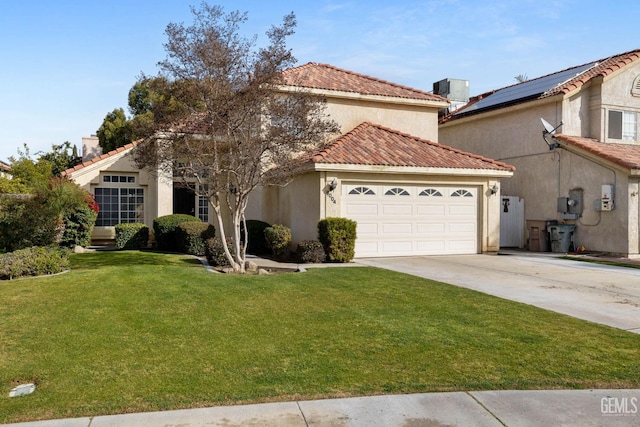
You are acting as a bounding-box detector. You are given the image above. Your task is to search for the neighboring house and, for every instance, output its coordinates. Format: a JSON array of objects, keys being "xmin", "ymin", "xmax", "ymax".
[
  {"xmin": 439, "ymin": 49, "xmax": 640, "ymax": 257},
  {"xmin": 64, "ymin": 63, "xmax": 514, "ymax": 257},
  {"xmin": 0, "ymin": 161, "xmax": 11, "ymax": 178}
]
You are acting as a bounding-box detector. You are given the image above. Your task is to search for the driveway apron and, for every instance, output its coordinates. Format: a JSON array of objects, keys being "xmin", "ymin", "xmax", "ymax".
[{"xmin": 356, "ymin": 253, "xmax": 640, "ymax": 333}]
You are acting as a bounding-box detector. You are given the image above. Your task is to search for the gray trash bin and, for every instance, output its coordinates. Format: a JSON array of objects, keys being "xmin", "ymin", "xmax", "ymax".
[{"xmin": 547, "ymin": 224, "xmax": 576, "ymax": 253}]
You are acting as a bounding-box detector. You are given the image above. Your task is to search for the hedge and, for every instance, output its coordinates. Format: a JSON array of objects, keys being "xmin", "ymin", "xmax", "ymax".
[
  {"xmin": 0, "ymin": 246, "xmax": 70, "ymax": 280},
  {"xmin": 318, "ymin": 217, "xmax": 357, "ymax": 263},
  {"xmin": 205, "ymin": 237, "xmax": 233, "ymax": 267},
  {"xmin": 115, "ymin": 223, "xmax": 150, "ymax": 250},
  {"xmin": 176, "ymin": 222, "xmax": 216, "ymax": 256},
  {"xmin": 296, "ymin": 240, "xmax": 326, "ymax": 263},
  {"xmin": 153, "ymin": 214, "xmax": 201, "ymax": 251},
  {"xmin": 264, "ymin": 224, "xmax": 291, "ymax": 260}
]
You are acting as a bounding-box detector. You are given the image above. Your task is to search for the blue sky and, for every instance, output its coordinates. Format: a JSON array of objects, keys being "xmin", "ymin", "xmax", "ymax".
[{"xmin": 1, "ymin": 0, "xmax": 638, "ymax": 162}]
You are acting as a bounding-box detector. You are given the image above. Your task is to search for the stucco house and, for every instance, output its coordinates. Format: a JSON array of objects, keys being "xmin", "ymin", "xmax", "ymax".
[
  {"xmin": 64, "ymin": 63, "xmax": 514, "ymax": 257},
  {"xmin": 439, "ymin": 49, "xmax": 640, "ymax": 258},
  {"xmin": 0, "ymin": 161, "xmax": 11, "ymax": 178}
]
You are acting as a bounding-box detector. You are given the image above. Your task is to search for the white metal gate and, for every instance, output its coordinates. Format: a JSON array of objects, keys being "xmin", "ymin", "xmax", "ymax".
[{"xmin": 500, "ymin": 195, "xmax": 524, "ymax": 248}]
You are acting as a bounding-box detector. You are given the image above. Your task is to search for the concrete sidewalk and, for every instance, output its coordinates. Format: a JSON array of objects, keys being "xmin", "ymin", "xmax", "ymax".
[{"xmin": 4, "ymin": 389, "xmax": 639, "ymax": 426}]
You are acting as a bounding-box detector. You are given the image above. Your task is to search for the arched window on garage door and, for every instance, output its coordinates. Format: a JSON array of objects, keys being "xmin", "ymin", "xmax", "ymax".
[
  {"xmin": 419, "ymin": 188, "xmax": 443, "ymax": 197},
  {"xmin": 385, "ymin": 187, "xmax": 409, "ymax": 196},
  {"xmin": 349, "ymin": 186, "xmax": 375, "ymax": 195},
  {"xmin": 451, "ymin": 189, "xmax": 474, "ymax": 197}
]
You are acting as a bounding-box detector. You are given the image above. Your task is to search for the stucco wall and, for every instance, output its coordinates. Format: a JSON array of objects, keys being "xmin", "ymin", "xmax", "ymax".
[
  {"xmin": 439, "ymin": 81, "xmax": 639, "ymax": 256},
  {"xmin": 325, "ymin": 97, "xmax": 440, "ymax": 141},
  {"xmin": 275, "ymin": 170, "xmax": 503, "ymax": 254},
  {"xmin": 69, "ymin": 152, "xmax": 171, "ymax": 242}
]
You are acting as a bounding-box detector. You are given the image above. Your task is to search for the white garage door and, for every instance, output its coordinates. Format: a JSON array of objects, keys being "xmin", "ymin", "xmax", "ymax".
[{"xmin": 342, "ymin": 184, "xmax": 478, "ymax": 257}]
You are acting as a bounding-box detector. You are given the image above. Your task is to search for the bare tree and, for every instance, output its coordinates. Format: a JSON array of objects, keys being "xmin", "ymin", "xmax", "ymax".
[{"xmin": 133, "ymin": 3, "xmax": 339, "ymax": 272}]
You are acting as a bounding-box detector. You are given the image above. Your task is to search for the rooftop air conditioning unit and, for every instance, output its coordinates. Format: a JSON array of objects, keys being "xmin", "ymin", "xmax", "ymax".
[{"xmin": 433, "ymin": 78, "xmax": 470, "ymax": 102}]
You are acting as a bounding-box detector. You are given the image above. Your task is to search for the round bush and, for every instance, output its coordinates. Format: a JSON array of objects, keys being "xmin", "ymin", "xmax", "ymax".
[
  {"xmin": 205, "ymin": 237, "xmax": 233, "ymax": 267},
  {"xmin": 153, "ymin": 214, "xmax": 201, "ymax": 251},
  {"xmin": 296, "ymin": 240, "xmax": 326, "ymax": 263},
  {"xmin": 264, "ymin": 224, "xmax": 291, "ymax": 260},
  {"xmin": 115, "ymin": 223, "xmax": 150, "ymax": 249},
  {"xmin": 176, "ymin": 222, "xmax": 216, "ymax": 256}
]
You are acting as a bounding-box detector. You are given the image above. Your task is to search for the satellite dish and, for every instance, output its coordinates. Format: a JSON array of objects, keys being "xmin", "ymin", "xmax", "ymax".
[
  {"xmin": 540, "ymin": 118, "xmax": 557, "ymax": 134},
  {"xmin": 540, "ymin": 118, "xmax": 563, "ymax": 150}
]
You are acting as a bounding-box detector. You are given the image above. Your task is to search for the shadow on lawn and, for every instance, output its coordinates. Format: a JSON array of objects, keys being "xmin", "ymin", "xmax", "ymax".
[{"xmin": 72, "ymin": 250, "xmax": 202, "ymax": 270}]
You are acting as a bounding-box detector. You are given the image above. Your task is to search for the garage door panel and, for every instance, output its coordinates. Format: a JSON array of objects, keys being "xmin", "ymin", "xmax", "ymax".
[
  {"xmin": 416, "ymin": 240, "xmax": 447, "ymax": 253},
  {"xmin": 417, "ymin": 222, "xmax": 446, "ymax": 233},
  {"xmin": 381, "ymin": 204, "xmax": 413, "ymax": 215},
  {"xmin": 382, "ymin": 223, "xmax": 413, "ymax": 234},
  {"xmin": 417, "ymin": 204, "xmax": 446, "ymax": 215},
  {"xmin": 346, "ymin": 204, "xmax": 378, "ymax": 216},
  {"xmin": 357, "ymin": 222, "xmax": 380, "ymax": 235},
  {"xmin": 381, "ymin": 241, "xmax": 413, "ymax": 253},
  {"xmin": 448, "ymin": 205, "xmax": 476, "ymax": 216},
  {"xmin": 448, "ymin": 222, "xmax": 476, "ymax": 233},
  {"xmin": 355, "ymin": 241, "xmax": 380, "ymax": 257},
  {"xmin": 447, "ymin": 239, "xmax": 477, "ymax": 252},
  {"xmin": 343, "ymin": 183, "xmax": 478, "ymax": 257}
]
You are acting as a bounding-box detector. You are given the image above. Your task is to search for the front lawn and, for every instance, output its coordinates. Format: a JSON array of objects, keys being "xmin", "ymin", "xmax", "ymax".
[{"xmin": 1, "ymin": 251, "xmax": 639, "ymax": 423}]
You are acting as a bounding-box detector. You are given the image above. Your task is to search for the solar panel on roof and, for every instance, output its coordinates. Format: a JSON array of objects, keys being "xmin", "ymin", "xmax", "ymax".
[{"xmin": 457, "ymin": 62, "xmax": 597, "ymax": 114}]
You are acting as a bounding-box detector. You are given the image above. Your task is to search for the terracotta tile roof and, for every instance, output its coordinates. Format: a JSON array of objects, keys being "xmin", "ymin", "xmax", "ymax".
[
  {"xmin": 312, "ymin": 122, "xmax": 515, "ymax": 171},
  {"xmin": 61, "ymin": 141, "xmax": 139, "ymax": 177},
  {"xmin": 282, "ymin": 62, "xmax": 447, "ymax": 102},
  {"xmin": 0, "ymin": 160, "xmax": 10, "ymax": 172},
  {"xmin": 542, "ymin": 49, "xmax": 640, "ymax": 98},
  {"xmin": 444, "ymin": 48, "xmax": 640, "ymax": 121},
  {"xmin": 555, "ymin": 134, "xmax": 640, "ymax": 171}
]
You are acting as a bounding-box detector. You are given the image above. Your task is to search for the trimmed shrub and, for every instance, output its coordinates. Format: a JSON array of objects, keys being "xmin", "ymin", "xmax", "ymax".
[
  {"xmin": 176, "ymin": 222, "xmax": 216, "ymax": 256},
  {"xmin": 205, "ymin": 237, "xmax": 233, "ymax": 267},
  {"xmin": 296, "ymin": 240, "xmax": 326, "ymax": 263},
  {"xmin": 60, "ymin": 203, "xmax": 99, "ymax": 248},
  {"xmin": 153, "ymin": 214, "xmax": 201, "ymax": 251},
  {"xmin": 115, "ymin": 223, "xmax": 150, "ymax": 250},
  {"xmin": 264, "ymin": 224, "xmax": 291, "ymax": 260},
  {"xmin": 241, "ymin": 219, "xmax": 271, "ymax": 255},
  {"xmin": 0, "ymin": 246, "xmax": 70, "ymax": 280},
  {"xmin": 318, "ymin": 217, "xmax": 357, "ymax": 263}
]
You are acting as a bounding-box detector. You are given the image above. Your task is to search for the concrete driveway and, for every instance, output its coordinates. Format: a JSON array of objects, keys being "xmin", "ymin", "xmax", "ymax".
[{"xmin": 357, "ymin": 252, "xmax": 640, "ymax": 333}]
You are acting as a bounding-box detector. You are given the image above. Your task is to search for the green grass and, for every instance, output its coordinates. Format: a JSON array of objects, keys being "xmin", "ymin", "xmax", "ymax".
[{"xmin": 1, "ymin": 251, "xmax": 639, "ymax": 423}]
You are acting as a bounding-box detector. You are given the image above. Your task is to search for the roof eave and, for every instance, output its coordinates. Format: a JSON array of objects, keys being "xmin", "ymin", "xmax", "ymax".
[
  {"xmin": 313, "ymin": 163, "xmax": 514, "ymax": 177},
  {"xmin": 275, "ymin": 84, "xmax": 449, "ymax": 109},
  {"xmin": 554, "ymin": 138, "xmax": 639, "ymax": 175},
  {"xmin": 440, "ymin": 94, "xmax": 561, "ymax": 127}
]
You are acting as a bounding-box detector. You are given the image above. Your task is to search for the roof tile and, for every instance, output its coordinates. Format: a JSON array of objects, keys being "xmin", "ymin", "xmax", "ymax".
[
  {"xmin": 313, "ymin": 122, "xmax": 515, "ymax": 171},
  {"xmin": 282, "ymin": 62, "xmax": 446, "ymax": 102},
  {"xmin": 555, "ymin": 135, "xmax": 640, "ymax": 170},
  {"xmin": 61, "ymin": 140, "xmax": 140, "ymax": 177}
]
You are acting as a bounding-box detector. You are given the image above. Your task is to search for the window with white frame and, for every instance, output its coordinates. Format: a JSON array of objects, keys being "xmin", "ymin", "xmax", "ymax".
[
  {"xmin": 94, "ymin": 187, "xmax": 144, "ymax": 226},
  {"xmin": 608, "ymin": 110, "xmax": 637, "ymax": 141},
  {"xmin": 197, "ymin": 185, "xmax": 209, "ymax": 222}
]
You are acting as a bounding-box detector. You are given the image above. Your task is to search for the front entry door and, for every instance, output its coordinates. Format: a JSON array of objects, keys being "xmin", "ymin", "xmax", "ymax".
[{"xmin": 173, "ymin": 185, "xmax": 195, "ymax": 216}]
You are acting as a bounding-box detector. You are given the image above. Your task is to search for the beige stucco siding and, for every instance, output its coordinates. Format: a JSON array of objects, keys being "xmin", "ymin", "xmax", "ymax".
[
  {"xmin": 274, "ymin": 169, "xmax": 504, "ymax": 254},
  {"xmin": 68, "ymin": 151, "xmax": 171, "ymax": 242},
  {"xmin": 325, "ymin": 97, "xmax": 440, "ymax": 141}
]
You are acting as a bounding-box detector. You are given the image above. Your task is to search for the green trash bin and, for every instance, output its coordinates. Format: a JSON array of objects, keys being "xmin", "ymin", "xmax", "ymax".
[{"xmin": 547, "ymin": 224, "xmax": 576, "ymax": 253}]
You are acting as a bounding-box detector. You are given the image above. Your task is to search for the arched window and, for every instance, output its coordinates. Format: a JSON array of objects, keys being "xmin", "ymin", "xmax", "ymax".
[
  {"xmin": 451, "ymin": 189, "xmax": 473, "ymax": 197},
  {"xmin": 349, "ymin": 186, "xmax": 375, "ymax": 195},
  {"xmin": 419, "ymin": 188, "xmax": 443, "ymax": 197},
  {"xmin": 385, "ymin": 187, "xmax": 410, "ymax": 196}
]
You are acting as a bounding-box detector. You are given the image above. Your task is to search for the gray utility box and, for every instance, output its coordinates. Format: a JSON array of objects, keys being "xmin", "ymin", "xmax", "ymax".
[{"xmin": 547, "ymin": 224, "xmax": 576, "ymax": 253}]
